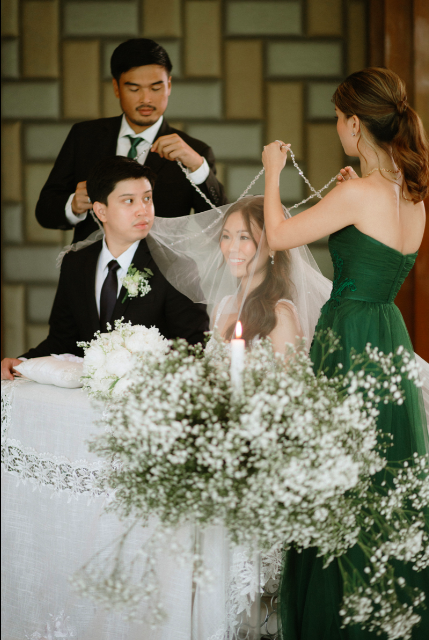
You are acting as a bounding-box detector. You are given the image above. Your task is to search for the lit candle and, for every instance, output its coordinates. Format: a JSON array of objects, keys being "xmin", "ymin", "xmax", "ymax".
[{"xmin": 231, "ymin": 321, "xmax": 245, "ymax": 393}]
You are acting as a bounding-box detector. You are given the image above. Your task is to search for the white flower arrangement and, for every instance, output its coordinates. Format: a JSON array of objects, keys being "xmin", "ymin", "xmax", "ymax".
[
  {"xmin": 121, "ymin": 264, "xmax": 153, "ymax": 302},
  {"xmin": 78, "ymin": 318, "xmax": 169, "ymax": 400},
  {"xmin": 73, "ymin": 331, "xmax": 429, "ymax": 638}
]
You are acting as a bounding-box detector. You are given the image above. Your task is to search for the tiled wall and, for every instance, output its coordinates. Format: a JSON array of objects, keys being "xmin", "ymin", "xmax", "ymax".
[{"xmin": 1, "ymin": 0, "xmax": 368, "ymax": 357}]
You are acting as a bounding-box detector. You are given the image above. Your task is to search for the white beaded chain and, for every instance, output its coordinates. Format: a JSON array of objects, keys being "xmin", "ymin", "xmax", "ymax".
[{"xmin": 177, "ymin": 147, "xmax": 338, "ymax": 216}]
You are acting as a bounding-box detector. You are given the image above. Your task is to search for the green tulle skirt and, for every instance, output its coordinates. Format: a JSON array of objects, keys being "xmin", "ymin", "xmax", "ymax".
[{"xmin": 278, "ymin": 300, "xmax": 429, "ymax": 640}]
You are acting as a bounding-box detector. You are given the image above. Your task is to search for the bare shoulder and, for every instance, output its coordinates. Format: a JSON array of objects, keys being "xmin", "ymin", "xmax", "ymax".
[
  {"xmin": 275, "ymin": 300, "xmax": 300, "ymax": 323},
  {"xmin": 322, "ymin": 177, "xmax": 373, "ymax": 209}
]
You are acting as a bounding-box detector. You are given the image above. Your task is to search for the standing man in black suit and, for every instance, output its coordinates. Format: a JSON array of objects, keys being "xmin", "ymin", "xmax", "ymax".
[
  {"xmin": 1, "ymin": 157, "xmax": 209, "ymax": 379},
  {"xmin": 36, "ymin": 39, "xmax": 227, "ymax": 244}
]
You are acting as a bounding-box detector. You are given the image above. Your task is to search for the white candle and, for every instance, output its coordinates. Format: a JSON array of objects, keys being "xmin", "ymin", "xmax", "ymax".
[{"xmin": 231, "ymin": 321, "xmax": 245, "ymax": 393}]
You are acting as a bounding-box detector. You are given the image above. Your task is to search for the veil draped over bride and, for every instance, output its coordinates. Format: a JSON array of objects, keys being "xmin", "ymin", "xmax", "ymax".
[{"xmin": 148, "ymin": 195, "xmax": 332, "ymax": 352}]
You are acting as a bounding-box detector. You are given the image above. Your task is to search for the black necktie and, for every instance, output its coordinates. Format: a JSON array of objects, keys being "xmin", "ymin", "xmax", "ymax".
[{"xmin": 99, "ymin": 260, "xmax": 120, "ymax": 331}]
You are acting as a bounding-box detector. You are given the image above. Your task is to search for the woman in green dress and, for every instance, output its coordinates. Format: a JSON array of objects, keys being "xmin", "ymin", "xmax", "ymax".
[{"xmin": 262, "ymin": 67, "xmax": 429, "ymax": 639}]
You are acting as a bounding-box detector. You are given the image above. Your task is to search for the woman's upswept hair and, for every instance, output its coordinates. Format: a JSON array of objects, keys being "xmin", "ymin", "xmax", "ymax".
[
  {"xmin": 221, "ymin": 196, "xmax": 295, "ymax": 344},
  {"xmin": 333, "ymin": 67, "xmax": 429, "ymax": 203}
]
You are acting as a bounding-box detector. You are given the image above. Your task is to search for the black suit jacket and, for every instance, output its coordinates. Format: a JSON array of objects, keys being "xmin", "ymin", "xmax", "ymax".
[
  {"xmin": 36, "ymin": 116, "xmax": 228, "ymax": 243},
  {"xmin": 21, "ymin": 239, "xmax": 209, "ymax": 359}
]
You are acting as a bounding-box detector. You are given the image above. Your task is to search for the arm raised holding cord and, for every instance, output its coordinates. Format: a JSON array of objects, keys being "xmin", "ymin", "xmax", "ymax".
[{"xmin": 262, "ymin": 141, "xmax": 361, "ymax": 251}]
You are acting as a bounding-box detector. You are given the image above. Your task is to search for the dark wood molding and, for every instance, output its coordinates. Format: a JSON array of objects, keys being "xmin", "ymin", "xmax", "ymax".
[
  {"xmin": 369, "ymin": 0, "xmax": 385, "ymax": 67},
  {"xmin": 369, "ymin": 0, "xmax": 429, "ymax": 358}
]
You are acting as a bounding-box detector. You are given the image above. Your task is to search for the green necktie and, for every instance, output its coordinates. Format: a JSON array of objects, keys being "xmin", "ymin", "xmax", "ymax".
[{"xmin": 126, "ymin": 135, "xmax": 144, "ymax": 159}]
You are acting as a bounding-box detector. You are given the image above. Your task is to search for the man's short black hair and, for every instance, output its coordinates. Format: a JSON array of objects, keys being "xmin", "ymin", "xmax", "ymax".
[
  {"xmin": 87, "ymin": 156, "xmax": 156, "ymax": 205},
  {"xmin": 110, "ymin": 38, "xmax": 172, "ymax": 80}
]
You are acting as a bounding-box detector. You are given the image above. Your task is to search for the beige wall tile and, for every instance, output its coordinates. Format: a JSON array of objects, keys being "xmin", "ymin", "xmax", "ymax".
[
  {"xmin": 2, "ymin": 82, "xmax": 60, "ymax": 118},
  {"xmin": 3, "ymin": 246, "xmax": 62, "ymax": 282},
  {"xmin": 185, "ymin": 1, "xmax": 221, "ymax": 77},
  {"xmin": 102, "ymin": 81, "xmax": 122, "ymax": 118},
  {"xmin": 1, "ymin": 0, "xmax": 19, "ymax": 36},
  {"xmin": 307, "ymin": 0, "xmax": 342, "ymax": 36},
  {"xmin": 225, "ymin": 40, "xmax": 263, "ymax": 120},
  {"xmin": 1, "ymin": 122, "xmax": 22, "ymax": 202},
  {"xmin": 2, "ymin": 204, "xmax": 23, "ymax": 243},
  {"xmin": 168, "ymin": 81, "xmax": 222, "ymax": 118},
  {"xmin": 27, "ymin": 324, "xmax": 50, "ymax": 350},
  {"xmin": 307, "ymin": 124, "xmax": 343, "ymax": 196},
  {"xmin": 63, "ymin": 40, "xmax": 100, "ymax": 119},
  {"xmin": 267, "ymin": 83, "xmax": 303, "ymax": 160},
  {"xmin": 27, "ymin": 286, "xmax": 56, "ymax": 323},
  {"xmin": 227, "ymin": 1, "xmax": 301, "ymax": 36},
  {"xmin": 65, "ymin": 1, "xmax": 138, "ymax": 36},
  {"xmin": 1, "ymin": 40, "xmax": 19, "ymax": 77},
  {"xmin": 348, "ymin": 1, "xmax": 367, "ymax": 74},
  {"xmin": 268, "ymin": 42, "xmax": 342, "ymax": 77},
  {"xmin": 3, "ymin": 285, "xmax": 26, "ymax": 356},
  {"xmin": 168, "ymin": 121, "xmax": 185, "ymax": 132},
  {"xmin": 25, "ymin": 163, "xmax": 62, "ymax": 243},
  {"xmin": 23, "ymin": 1, "xmax": 59, "ymax": 77},
  {"xmin": 143, "ymin": 0, "xmax": 182, "ymax": 38}
]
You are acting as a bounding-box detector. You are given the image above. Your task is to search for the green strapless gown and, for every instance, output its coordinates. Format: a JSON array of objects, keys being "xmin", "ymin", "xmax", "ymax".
[{"xmin": 279, "ymin": 225, "xmax": 429, "ymax": 639}]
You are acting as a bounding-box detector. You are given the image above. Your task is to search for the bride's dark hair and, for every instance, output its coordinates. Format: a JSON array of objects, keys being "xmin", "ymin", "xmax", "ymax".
[
  {"xmin": 221, "ymin": 196, "xmax": 295, "ymax": 344},
  {"xmin": 333, "ymin": 67, "xmax": 429, "ymax": 203}
]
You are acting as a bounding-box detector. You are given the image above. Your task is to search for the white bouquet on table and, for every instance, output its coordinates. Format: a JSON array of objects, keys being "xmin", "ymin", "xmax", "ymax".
[{"xmin": 78, "ymin": 318, "xmax": 169, "ymax": 400}]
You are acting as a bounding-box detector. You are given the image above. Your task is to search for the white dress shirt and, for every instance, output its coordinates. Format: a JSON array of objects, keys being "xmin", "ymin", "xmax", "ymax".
[
  {"xmin": 95, "ymin": 238, "xmax": 140, "ymax": 316},
  {"xmin": 65, "ymin": 114, "xmax": 210, "ymax": 226}
]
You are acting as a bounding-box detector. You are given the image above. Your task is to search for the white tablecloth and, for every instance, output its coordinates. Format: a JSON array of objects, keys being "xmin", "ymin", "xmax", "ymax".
[{"xmin": 1, "ymin": 379, "xmax": 199, "ymax": 640}]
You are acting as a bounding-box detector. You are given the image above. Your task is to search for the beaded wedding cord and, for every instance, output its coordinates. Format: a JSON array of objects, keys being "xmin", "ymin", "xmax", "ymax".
[
  {"xmin": 170, "ymin": 147, "xmax": 338, "ymax": 247},
  {"xmin": 177, "ymin": 146, "xmax": 338, "ymax": 215}
]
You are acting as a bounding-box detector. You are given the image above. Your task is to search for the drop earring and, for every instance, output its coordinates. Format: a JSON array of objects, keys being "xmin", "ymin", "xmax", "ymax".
[{"xmin": 271, "ymin": 253, "xmax": 275, "ymax": 265}]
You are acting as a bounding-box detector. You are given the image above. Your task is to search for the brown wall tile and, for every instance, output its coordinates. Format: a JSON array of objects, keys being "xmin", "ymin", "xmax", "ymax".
[
  {"xmin": 3, "ymin": 285, "xmax": 26, "ymax": 356},
  {"xmin": 63, "ymin": 40, "xmax": 100, "ymax": 119},
  {"xmin": 307, "ymin": 0, "xmax": 342, "ymax": 37},
  {"xmin": 1, "ymin": 122, "xmax": 22, "ymax": 202},
  {"xmin": 25, "ymin": 163, "xmax": 62, "ymax": 243},
  {"xmin": 1, "ymin": 0, "xmax": 19, "ymax": 36},
  {"xmin": 23, "ymin": 1, "xmax": 59, "ymax": 77},
  {"xmin": 267, "ymin": 83, "xmax": 304, "ymax": 159},
  {"xmin": 307, "ymin": 123, "xmax": 343, "ymax": 196},
  {"xmin": 225, "ymin": 40, "xmax": 263, "ymax": 120},
  {"xmin": 102, "ymin": 81, "xmax": 122, "ymax": 118},
  {"xmin": 27, "ymin": 323, "xmax": 50, "ymax": 350},
  {"xmin": 185, "ymin": 1, "xmax": 221, "ymax": 77},
  {"xmin": 143, "ymin": 0, "xmax": 182, "ymax": 38},
  {"xmin": 348, "ymin": 1, "xmax": 367, "ymax": 74}
]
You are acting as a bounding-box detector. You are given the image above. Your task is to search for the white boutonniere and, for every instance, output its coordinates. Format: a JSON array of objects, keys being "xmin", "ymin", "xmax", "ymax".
[{"xmin": 121, "ymin": 264, "xmax": 153, "ymax": 303}]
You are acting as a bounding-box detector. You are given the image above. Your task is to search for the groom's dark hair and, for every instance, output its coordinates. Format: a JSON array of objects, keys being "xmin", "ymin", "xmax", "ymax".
[
  {"xmin": 87, "ymin": 156, "xmax": 156, "ymax": 205},
  {"xmin": 111, "ymin": 39, "xmax": 173, "ymax": 80}
]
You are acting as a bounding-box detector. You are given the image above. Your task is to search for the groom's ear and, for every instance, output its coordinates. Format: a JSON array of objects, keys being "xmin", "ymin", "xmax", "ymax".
[{"xmin": 93, "ymin": 201, "xmax": 107, "ymax": 224}]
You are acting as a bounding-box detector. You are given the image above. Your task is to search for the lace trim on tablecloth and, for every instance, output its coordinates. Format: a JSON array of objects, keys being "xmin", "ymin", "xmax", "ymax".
[
  {"xmin": 1, "ymin": 380, "xmax": 104, "ymax": 500},
  {"xmin": 208, "ymin": 543, "xmax": 283, "ymax": 640},
  {"xmin": 25, "ymin": 609, "xmax": 77, "ymax": 639}
]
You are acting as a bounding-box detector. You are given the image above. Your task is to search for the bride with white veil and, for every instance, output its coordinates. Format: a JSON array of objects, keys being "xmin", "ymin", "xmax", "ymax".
[
  {"xmin": 145, "ymin": 193, "xmax": 333, "ymax": 639},
  {"xmin": 148, "ymin": 194, "xmax": 332, "ymax": 352}
]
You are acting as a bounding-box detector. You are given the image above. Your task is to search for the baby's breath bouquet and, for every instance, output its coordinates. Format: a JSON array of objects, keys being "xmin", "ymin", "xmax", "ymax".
[{"xmin": 73, "ymin": 331, "xmax": 429, "ymax": 638}]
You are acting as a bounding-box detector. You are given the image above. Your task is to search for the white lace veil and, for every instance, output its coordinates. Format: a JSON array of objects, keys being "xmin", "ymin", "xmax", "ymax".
[{"xmin": 147, "ymin": 195, "xmax": 332, "ymax": 348}]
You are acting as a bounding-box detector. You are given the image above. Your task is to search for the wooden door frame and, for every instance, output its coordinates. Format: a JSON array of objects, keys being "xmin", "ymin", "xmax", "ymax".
[{"xmin": 369, "ymin": 0, "xmax": 429, "ymax": 359}]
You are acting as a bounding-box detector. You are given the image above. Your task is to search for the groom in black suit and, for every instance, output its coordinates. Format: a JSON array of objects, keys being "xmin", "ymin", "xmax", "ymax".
[
  {"xmin": 36, "ymin": 39, "xmax": 227, "ymax": 244},
  {"xmin": 1, "ymin": 157, "xmax": 209, "ymax": 379}
]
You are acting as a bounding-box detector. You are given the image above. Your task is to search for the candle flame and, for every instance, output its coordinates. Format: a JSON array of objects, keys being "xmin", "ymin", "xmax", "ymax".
[{"xmin": 235, "ymin": 321, "xmax": 242, "ymax": 339}]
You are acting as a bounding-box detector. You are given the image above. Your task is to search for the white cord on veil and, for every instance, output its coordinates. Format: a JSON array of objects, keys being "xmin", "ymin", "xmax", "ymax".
[{"xmin": 56, "ymin": 147, "xmax": 338, "ymax": 268}]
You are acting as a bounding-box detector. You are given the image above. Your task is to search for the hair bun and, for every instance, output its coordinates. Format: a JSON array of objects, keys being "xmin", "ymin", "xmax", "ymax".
[{"xmin": 397, "ymin": 99, "xmax": 408, "ymax": 115}]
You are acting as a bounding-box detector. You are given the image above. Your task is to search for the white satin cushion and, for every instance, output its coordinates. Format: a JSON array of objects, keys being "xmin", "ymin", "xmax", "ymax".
[{"xmin": 15, "ymin": 355, "xmax": 84, "ymax": 389}]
